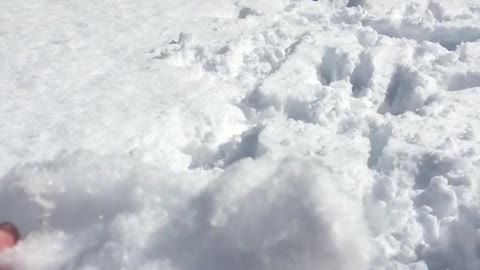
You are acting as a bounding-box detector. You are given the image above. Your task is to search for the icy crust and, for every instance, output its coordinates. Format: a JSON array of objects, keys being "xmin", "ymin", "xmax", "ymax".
[{"xmin": 1, "ymin": 0, "xmax": 480, "ymax": 269}]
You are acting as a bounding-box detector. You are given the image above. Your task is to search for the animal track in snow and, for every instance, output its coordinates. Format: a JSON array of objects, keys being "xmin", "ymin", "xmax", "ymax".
[
  {"xmin": 350, "ymin": 51, "xmax": 374, "ymax": 96},
  {"xmin": 367, "ymin": 125, "xmax": 392, "ymax": 169},
  {"xmin": 380, "ymin": 65, "xmax": 436, "ymax": 115},
  {"xmin": 317, "ymin": 48, "xmax": 354, "ymax": 86},
  {"xmin": 184, "ymin": 126, "xmax": 266, "ymax": 169},
  {"xmin": 346, "ymin": 0, "xmax": 367, "ymax": 8},
  {"xmin": 238, "ymin": 7, "xmax": 259, "ymax": 19}
]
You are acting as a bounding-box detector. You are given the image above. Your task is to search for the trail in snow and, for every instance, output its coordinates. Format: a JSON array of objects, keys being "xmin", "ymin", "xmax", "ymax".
[{"xmin": 1, "ymin": 0, "xmax": 480, "ymax": 270}]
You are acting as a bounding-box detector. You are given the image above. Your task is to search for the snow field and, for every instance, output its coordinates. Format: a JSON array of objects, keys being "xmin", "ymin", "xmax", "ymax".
[{"xmin": 1, "ymin": 0, "xmax": 480, "ymax": 269}]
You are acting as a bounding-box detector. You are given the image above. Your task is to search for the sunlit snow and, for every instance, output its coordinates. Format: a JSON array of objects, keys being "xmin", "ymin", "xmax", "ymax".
[{"xmin": 1, "ymin": 0, "xmax": 480, "ymax": 269}]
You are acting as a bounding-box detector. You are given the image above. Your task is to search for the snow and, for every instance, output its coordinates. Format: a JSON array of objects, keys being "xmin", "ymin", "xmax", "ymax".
[{"xmin": 1, "ymin": 0, "xmax": 480, "ymax": 269}]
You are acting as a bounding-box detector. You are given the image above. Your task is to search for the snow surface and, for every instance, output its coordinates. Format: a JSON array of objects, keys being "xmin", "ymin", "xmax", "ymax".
[{"xmin": 1, "ymin": 0, "xmax": 480, "ymax": 269}]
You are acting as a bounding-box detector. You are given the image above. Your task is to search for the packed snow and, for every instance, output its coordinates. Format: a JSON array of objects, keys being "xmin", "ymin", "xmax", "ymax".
[{"xmin": 1, "ymin": 0, "xmax": 480, "ymax": 269}]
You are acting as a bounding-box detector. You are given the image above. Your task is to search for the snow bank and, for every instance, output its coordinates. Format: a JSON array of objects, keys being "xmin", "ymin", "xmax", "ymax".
[
  {"xmin": 2, "ymin": 0, "xmax": 480, "ymax": 269},
  {"xmin": 0, "ymin": 152, "xmax": 370, "ymax": 270}
]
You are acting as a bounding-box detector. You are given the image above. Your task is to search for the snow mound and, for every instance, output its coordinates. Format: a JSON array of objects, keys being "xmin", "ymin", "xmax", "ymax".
[{"xmin": 0, "ymin": 152, "xmax": 369, "ymax": 270}]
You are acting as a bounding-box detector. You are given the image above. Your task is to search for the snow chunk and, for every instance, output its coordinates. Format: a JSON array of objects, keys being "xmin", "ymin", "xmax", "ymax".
[{"xmin": 415, "ymin": 176, "xmax": 457, "ymax": 218}]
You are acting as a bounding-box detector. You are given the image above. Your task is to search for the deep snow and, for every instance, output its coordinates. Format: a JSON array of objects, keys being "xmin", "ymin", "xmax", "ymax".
[{"xmin": 1, "ymin": 0, "xmax": 480, "ymax": 269}]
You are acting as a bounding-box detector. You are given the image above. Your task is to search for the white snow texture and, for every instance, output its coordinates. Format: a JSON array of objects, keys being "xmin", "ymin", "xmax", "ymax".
[{"xmin": 1, "ymin": 0, "xmax": 480, "ymax": 270}]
